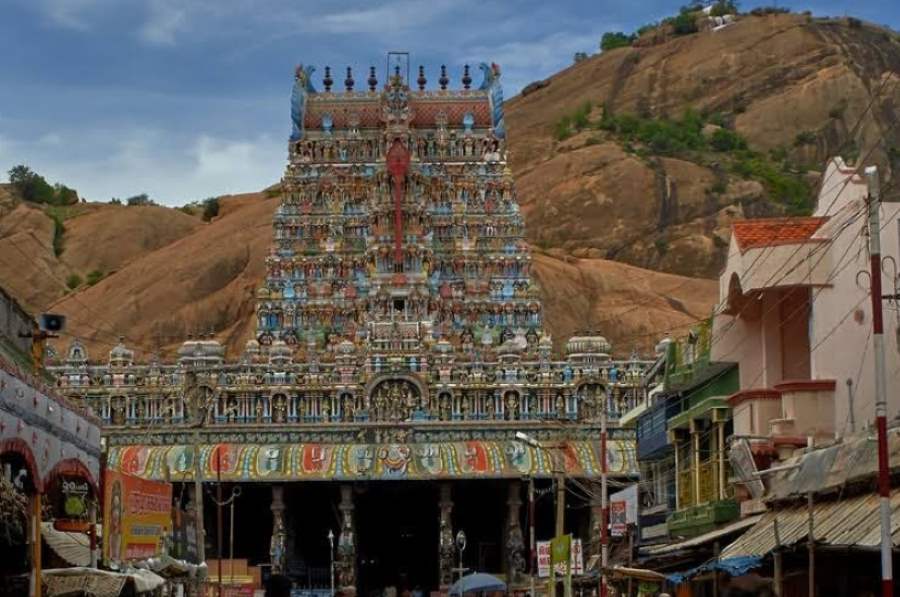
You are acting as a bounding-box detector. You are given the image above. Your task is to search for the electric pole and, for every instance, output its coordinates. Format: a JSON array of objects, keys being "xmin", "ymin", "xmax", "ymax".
[
  {"xmin": 865, "ymin": 166, "xmax": 893, "ymax": 597},
  {"xmin": 600, "ymin": 389, "xmax": 609, "ymax": 597}
]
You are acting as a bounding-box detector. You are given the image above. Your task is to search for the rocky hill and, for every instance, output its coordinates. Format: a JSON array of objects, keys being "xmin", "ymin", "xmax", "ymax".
[
  {"xmin": 507, "ymin": 12, "xmax": 900, "ymax": 278},
  {"xmin": 2, "ymin": 10, "xmax": 898, "ymax": 360}
]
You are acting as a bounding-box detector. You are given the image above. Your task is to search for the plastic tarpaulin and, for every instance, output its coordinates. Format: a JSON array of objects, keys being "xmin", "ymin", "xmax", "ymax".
[{"xmin": 667, "ymin": 555, "xmax": 763, "ymax": 584}]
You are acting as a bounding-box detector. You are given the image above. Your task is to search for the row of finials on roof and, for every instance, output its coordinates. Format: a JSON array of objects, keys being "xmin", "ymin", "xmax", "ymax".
[{"xmin": 318, "ymin": 64, "xmax": 478, "ymax": 92}]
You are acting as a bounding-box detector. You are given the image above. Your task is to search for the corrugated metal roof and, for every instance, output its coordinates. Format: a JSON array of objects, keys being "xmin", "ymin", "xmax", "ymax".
[
  {"xmin": 720, "ymin": 489, "xmax": 900, "ymax": 559},
  {"xmin": 640, "ymin": 515, "xmax": 762, "ymax": 556},
  {"xmin": 766, "ymin": 429, "xmax": 900, "ymax": 501}
]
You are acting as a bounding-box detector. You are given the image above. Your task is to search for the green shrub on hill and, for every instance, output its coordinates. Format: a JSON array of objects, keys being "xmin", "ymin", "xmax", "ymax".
[
  {"xmin": 202, "ymin": 197, "xmax": 220, "ymax": 222},
  {"xmin": 7, "ymin": 165, "xmax": 78, "ymax": 206},
  {"xmin": 597, "ymin": 107, "xmax": 812, "ymax": 213},
  {"xmin": 86, "ymin": 270, "xmax": 104, "ymax": 286},
  {"xmin": 732, "ymin": 152, "xmax": 811, "ymax": 213},
  {"xmin": 554, "ymin": 101, "xmax": 593, "ymax": 141},
  {"xmin": 710, "ymin": 128, "xmax": 747, "ymax": 152},
  {"xmin": 600, "ymin": 32, "xmax": 635, "ymax": 52},
  {"xmin": 600, "ymin": 109, "xmax": 706, "ymax": 155}
]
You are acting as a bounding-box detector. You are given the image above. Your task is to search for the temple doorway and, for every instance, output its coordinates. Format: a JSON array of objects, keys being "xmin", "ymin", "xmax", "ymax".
[{"xmin": 355, "ymin": 482, "xmax": 439, "ymax": 597}]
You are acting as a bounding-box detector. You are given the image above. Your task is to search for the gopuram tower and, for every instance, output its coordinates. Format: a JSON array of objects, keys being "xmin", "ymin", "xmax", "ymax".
[
  {"xmin": 258, "ymin": 59, "xmax": 541, "ymax": 358},
  {"xmin": 54, "ymin": 57, "xmax": 646, "ymax": 597}
]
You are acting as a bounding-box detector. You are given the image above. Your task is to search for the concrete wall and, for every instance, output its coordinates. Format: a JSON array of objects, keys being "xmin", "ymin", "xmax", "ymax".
[
  {"xmin": 0, "ymin": 285, "xmax": 33, "ymax": 357},
  {"xmin": 810, "ymin": 159, "xmax": 900, "ymax": 435}
]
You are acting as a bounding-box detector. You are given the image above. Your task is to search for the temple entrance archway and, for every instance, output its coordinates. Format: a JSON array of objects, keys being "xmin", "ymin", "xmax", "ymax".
[{"xmin": 355, "ymin": 482, "xmax": 438, "ymax": 596}]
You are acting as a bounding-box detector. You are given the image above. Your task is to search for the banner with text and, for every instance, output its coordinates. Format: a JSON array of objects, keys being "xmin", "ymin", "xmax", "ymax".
[
  {"xmin": 537, "ymin": 539, "xmax": 583, "ymax": 577},
  {"xmin": 103, "ymin": 469, "xmax": 172, "ymax": 563}
]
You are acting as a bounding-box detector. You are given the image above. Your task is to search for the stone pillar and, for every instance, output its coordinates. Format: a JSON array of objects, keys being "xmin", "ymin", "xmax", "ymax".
[
  {"xmin": 337, "ymin": 485, "xmax": 357, "ymax": 596},
  {"xmin": 505, "ymin": 481, "xmax": 526, "ymax": 587},
  {"xmin": 438, "ymin": 483, "xmax": 455, "ymax": 590},
  {"xmin": 270, "ymin": 486, "xmax": 286, "ymax": 574}
]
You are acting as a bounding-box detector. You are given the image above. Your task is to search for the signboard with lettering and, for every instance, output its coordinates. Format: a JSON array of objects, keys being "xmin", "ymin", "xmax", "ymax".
[
  {"xmin": 103, "ymin": 469, "xmax": 172, "ymax": 563},
  {"xmin": 537, "ymin": 539, "xmax": 583, "ymax": 577},
  {"xmin": 610, "ymin": 501, "xmax": 627, "ymax": 537},
  {"xmin": 54, "ymin": 476, "xmax": 91, "ymax": 520}
]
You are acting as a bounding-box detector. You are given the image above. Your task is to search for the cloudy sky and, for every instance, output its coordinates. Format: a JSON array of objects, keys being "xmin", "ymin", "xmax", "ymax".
[{"xmin": 1, "ymin": 0, "xmax": 897, "ymax": 206}]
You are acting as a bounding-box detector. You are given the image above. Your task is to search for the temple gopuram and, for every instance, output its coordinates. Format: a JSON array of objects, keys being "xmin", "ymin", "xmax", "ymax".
[{"xmin": 52, "ymin": 56, "xmax": 648, "ymax": 595}]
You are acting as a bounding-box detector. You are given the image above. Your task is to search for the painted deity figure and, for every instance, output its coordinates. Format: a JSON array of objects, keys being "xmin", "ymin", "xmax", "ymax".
[{"xmin": 290, "ymin": 64, "xmax": 316, "ymax": 142}]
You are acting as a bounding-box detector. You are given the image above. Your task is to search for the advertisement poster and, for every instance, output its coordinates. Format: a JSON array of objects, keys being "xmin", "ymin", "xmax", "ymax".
[
  {"xmin": 549, "ymin": 534, "xmax": 571, "ymax": 597},
  {"xmin": 103, "ymin": 469, "xmax": 173, "ymax": 562},
  {"xmin": 537, "ymin": 539, "xmax": 583, "ymax": 577},
  {"xmin": 610, "ymin": 501, "xmax": 627, "ymax": 537}
]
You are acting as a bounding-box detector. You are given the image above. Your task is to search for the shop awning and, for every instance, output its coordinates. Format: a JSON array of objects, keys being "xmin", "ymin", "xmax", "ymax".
[
  {"xmin": 721, "ymin": 489, "xmax": 900, "ymax": 560},
  {"xmin": 42, "ymin": 567, "xmax": 165, "ymax": 596},
  {"xmin": 608, "ymin": 565, "xmax": 667, "ymax": 582},
  {"xmin": 639, "ymin": 515, "xmax": 762, "ymax": 557},
  {"xmin": 41, "ymin": 522, "xmax": 92, "ymax": 567},
  {"xmin": 667, "ymin": 556, "xmax": 764, "ymax": 585}
]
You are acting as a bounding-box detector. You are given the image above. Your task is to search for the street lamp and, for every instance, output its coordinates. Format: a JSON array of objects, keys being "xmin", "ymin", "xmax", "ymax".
[
  {"xmin": 455, "ymin": 529, "xmax": 467, "ymax": 581},
  {"xmin": 516, "ymin": 431, "xmax": 566, "ymax": 536},
  {"xmin": 327, "ymin": 529, "xmax": 335, "ymax": 597}
]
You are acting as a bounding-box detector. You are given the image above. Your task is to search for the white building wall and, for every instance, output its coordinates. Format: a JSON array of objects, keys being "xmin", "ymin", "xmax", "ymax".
[{"xmin": 810, "ymin": 158, "xmax": 900, "ymax": 435}]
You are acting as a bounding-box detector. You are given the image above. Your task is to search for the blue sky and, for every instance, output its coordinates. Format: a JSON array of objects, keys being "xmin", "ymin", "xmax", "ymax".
[{"xmin": 0, "ymin": 0, "xmax": 897, "ymax": 206}]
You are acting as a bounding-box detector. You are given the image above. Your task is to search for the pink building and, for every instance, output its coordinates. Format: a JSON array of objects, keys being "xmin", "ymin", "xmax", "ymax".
[{"xmin": 712, "ymin": 157, "xmax": 900, "ymax": 461}]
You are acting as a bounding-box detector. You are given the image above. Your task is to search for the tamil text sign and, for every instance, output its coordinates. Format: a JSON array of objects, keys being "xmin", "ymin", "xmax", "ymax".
[
  {"xmin": 103, "ymin": 469, "xmax": 172, "ymax": 562},
  {"xmin": 537, "ymin": 539, "xmax": 584, "ymax": 577}
]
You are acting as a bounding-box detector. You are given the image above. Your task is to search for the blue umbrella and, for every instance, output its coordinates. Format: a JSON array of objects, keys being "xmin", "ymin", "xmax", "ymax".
[{"xmin": 449, "ymin": 573, "xmax": 507, "ymax": 596}]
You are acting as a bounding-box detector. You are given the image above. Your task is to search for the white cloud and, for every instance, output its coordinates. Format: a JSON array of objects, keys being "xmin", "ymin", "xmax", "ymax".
[
  {"xmin": 37, "ymin": 133, "xmax": 63, "ymax": 147},
  {"xmin": 30, "ymin": 0, "xmax": 120, "ymax": 31},
  {"xmin": 139, "ymin": 1, "xmax": 188, "ymax": 45},
  {"xmin": 312, "ymin": 0, "xmax": 461, "ymax": 34},
  {"xmin": 191, "ymin": 134, "xmax": 284, "ymax": 193},
  {"xmin": 463, "ymin": 30, "xmax": 606, "ymax": 94},
  {"xmin": 0, "ymin": 124, "xmax": 285, "ymax": 205}
]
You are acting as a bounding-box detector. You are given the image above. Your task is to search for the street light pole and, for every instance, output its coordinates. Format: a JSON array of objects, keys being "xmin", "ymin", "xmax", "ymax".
[
  {"xmin": 328, "ymin": 529, "xmax": 335, "ymax": 597},
  {"xmin": 456, "ymin": 530, "xmax": 467, "ymax": 582}
]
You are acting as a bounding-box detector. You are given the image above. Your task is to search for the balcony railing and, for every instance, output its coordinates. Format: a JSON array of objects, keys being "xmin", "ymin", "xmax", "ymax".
[{"xmin": 676, "ymin": 458, "xmax": 733, "ymax": 511}]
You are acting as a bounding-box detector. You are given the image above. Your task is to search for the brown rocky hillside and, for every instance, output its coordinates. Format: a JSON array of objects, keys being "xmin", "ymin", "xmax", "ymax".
[{"xmin": 507, "ymin": 12, "xmax": 900, "ymax": 277}]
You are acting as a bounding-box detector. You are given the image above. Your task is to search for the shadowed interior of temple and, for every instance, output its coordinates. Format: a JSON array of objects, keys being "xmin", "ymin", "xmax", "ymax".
[{"xmin": 179, "ymin": 478, "xmax": 594, "ymax": 594}]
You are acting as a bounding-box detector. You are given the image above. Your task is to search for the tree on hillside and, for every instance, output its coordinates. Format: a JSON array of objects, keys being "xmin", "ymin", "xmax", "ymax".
[
  {"xmin": 8, "ymin": 165, "xmax": 55, "ymax": 204},
  {"xmin": 125, "ymin": 193, "xmax": 155, "ymax": 206},
  {"xmin": 7, "ymin": 165, "xmax": 79, "ymax": 205},
  {"xmin": 202, "ymin": 197, "xmax": 220, "ymax": 221},
  {"xmin": 670, "ymin": 11, "xmax": 699, "ymax": 35},
  {"xmin": 710, "ymin": 0, "xmax": 739, "ymax": 16},
  {"xmin": 600, "ymin": 32, "xmax": 634, "ymax": 52}
]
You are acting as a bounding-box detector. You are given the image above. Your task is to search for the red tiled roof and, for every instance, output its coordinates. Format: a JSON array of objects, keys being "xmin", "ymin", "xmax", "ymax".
[{"xmin": 731, "ymin": 217, "xmax": 828, "ymax": 252}]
